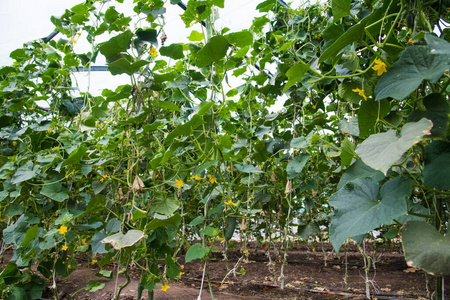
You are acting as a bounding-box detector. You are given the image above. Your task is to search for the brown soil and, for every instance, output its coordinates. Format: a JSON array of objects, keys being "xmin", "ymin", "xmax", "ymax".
[{"xmin": 4, "ymin": 241, "xmax": 449, "ymax": 299}]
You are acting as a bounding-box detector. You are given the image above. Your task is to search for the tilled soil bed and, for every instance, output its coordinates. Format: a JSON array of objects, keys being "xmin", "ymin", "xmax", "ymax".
[{"xmin": 3, "ymin": 241, "xmax": 449, "ymax": 299}]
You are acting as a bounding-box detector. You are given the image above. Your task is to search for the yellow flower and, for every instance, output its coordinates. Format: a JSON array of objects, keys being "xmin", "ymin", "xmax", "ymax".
[
  {"xmin": 100, "ymin": 175, "xmax": 107, "ymax": 183},
  {"xmin": 372, "ymin": 59, "xmax": 387, "ymax": 76},
  {"xmin": 178, "ymin": 272, "xmax": 185, "ymax": 279},
  {"xmin": 62, "ymin": 244, "xmax": 68, "ymax": 251},
  {"xmin": 175, "ymin": 179, "xmax": 184, "ymax": 189},
  {"xmin": 149, "ymin": 47, "xmax": 158, "ymax": 55},
  {"xmin": 77, "ymin": 32, "xmax": 81, "ymax": 37},
  {"xmin": 352, "ymin": 88, "xmax": 367, "ymax": 101},
  {"xmin": 180, "ymin": 265, "xmax": 184, "ymax": 270},
  {"xmin": 190, "ymin": 175, "xmax": 203, "ymax": 181},
  {"xmin": 68, "ymin": 264, "xmax": 71, "ymax": 269},
  {"xmin": 28, "ymin": 107, "xmax": 34, "ymax": 110},
  {"xmin": 161, "ymin": 284, "xmax": 170, "ymax": 292},
  {"xmin": 224, "ymin": 200, "xmax": 237, "ymax": 206},
  {"xmin": 72, "ymin": 38, "xmax": 77, "ymax": 44},
  {"xmin": 58, "ymin": 226, "xmax": 68, "ymax": 235},
  {"xmin": 207, "ymin": 175, "xmax": 218, "ymax": 184},
  {"xmin": 82, "ymin": 239, "xmax": 87, "ymax": 245},
  {"xmin": 91, "ymin": 259, "xmax": 97, "ymax": 265},
  {"xmin": 46, "ymin": 129, "xmax": 53, "ymax": 134}
]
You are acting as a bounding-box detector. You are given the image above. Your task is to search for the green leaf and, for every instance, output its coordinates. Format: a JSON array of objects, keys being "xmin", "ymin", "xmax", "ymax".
[
  {"xmin": 338, "ymin": 78, "xmax": 364, "ymax": 104},
  {"xmin": 195, "ymin": 36, "xmax": 229, "ymax": 68},
  {"xmin": 146, "ymin": 214, "xmax": 181, "ymax": 230},
  {"xmin": 101, "ymin": 230, "xmax": 145, "ymax": 250},
  {"xmin": 283, "ymin": 62, "xmax": 310, "ymax": 93},
  {"xmin": 84, "ymin": 280, "xmax": 106, "ymax": 292},
  {"xmin": 408, "ymin": 93, "xmax": 448, "ymax": 137},
  {"xmin": 11, "ymin": 161, "xmax": 40, "ymax": 185},
  {"xmin": 234, "ymin": 164, "xmax": 263, "ymax": 174},
  {"xmin": 225, "ymin": 30, "xmax": 253, "ymax": 48},
  {"xmin": 339, "ymin": 117, "xmax": 359, "ymax": 137},
  {"xmin": 99, "ymin": 30, "xmax": 133, "ymax": 60},
  {"xmin": 108, "ymin": 58, "xmax": 148, "ymax": 75},
  {"xmin": 290, "ymin": 136, "xmax": 310, "ymax": 148},
  {"xmin": 96, "ymin": 270, "xmax": 113, "ymax": 278},
  {"xmin": 358, "ymin": 98, "xmax": 390, "ymax": 139},
  {"xmin": 423, "ymin": 141, "xmax": 450, "ymax": 190},
  {"xmin": 286, "ymin": 154, "xmax": 310, "ymax": 179},
  {"xmin": 136, "ymin": 28, "xmax": 158, "ymax": 45},
  {"xmin": 375, "ymin": 46, "xmax": 450, "ymax": 100},
  {"xmin": 355, "ymin": 118, "xmax": 433, "ymax": 174},
  {"xmin": 153, "ymin": 196, "xmax": 180, "ymax": 215},
  {"xmin": 338, "ymin": 159, "xmax": 384, "ymax": 190},
  {"xmin": 340, "ymin": 137, "xmax": 355, "ymax": 168},
  {"xmin": 187, "ymin": 30, "xmax": 204, "ymax": 42},
  {"xmin": 20, "ymin": 225, "xmax": 39, "ymax": 247},
  {"xmin": 297, "ymin": 222, "xmax": 320, "ymax": 240},
  {"xmin": 160, "ymin": 43, "xmax": 184, "ymax": 60},
  {"xmin": 62, "ymin": 145, "xmax": 87, "ymax": 167},
  {"xmin": 185, "ymin": 243, "xmax": 210, "ymax": 262},
  {"xmin": 329, "ymin": 177, "xmax": 412, "ymax": 253},
  {"xmin": 401, "ymin": 221, "xmax": 450, "ymax": 276},
  {"xmin": 41, "ymin": 182, "xmax": 69, "ymax": 202},
  {"xmin": 92, "ymin": 181, "xmax": 107, "ymax": 195},
  {"xmin": 425, "ymin": 33, "xmax": 450, "ymax": 55},
  {"xmin": 332, "ymin": 0, "xmax": 351, "ymax": 21}
]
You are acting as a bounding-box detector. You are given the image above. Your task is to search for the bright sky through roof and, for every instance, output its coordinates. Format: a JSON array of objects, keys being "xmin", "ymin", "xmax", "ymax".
[{"xmin": 0, "ymin": 0, "xmax": 308, "ymax": 111}]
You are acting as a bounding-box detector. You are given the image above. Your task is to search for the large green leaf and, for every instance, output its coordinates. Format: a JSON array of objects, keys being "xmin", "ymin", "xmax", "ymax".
[
  {"xmin": 401, "ymin": 221, "xmax": 450, "ymax": 276},
  {"xmin": 40, "ymin": 182, "xmax": 69, "ymax": 202},
  {"xmin": 425, "ymin": 33, "xmax": 450, "ymax": 55},
  {"xmin": 283, "ymin": 62, "xmax": 310, "ymax": 93},
  {"xmin": 153, "ymin": 196, "xmax": 180, "ymax": 215},
  {"xmin": 3, "ymin": 213, "xmax": 40, "ymax": 245},
  {"xmin": 234, "ymin": 164, "xmax": 263, "ymax": 174},
  {"xmin": 146, "ymin": 213, "xmax": 181, "ymax": 230},
  {"xmin": 11, "ymin": 161, "xmax": 40, "ymax": 185},
  {"xmin": 375, "ymin": 45, "xmax": 450, "ymax": 100},
  {"xmin": 286, "ymin": 154, "xmax": 310, "ymax": 179},
  {"xmin": 195, "ymin": 36, "xmax": 229, "ymax": 68},
  {"xmin": 408, "ymin": 93, "xmax": 448, "ymax": 137},
  {"xmin": 332, "ymin": 0, "xmax": 351, "ymax": 21},
  {"xmin": 61, "ymin": 145, "xmax": 88, "ymax": 167},
  {"xmin": 225, "ymin": 30, "xmax": 253, "ymax": 48},
  {"xmin": 101, "ymin": 230, "xmax": 145, "ymax": 250},
  {"xmin": 185, "ymin": 243, "xmax": 210, "ymax": 262},
  {"xmin": 338, "ymin": 78, "xmax": 364, "ymax": 104},
  {"xmin": 99, "ymin": 30, "xmax": 133, "ymax": 60},
  {"xmin": 423, "ymin": 141, "xmax": 450, "ymax": 190},
  {"xmin": 329, "ymin": 177, "xmax": 412, "ymax": 253},
  {"xmin": 160, "ymin": 43, "xmax": 184, "ymax": 60},
  {"xmin": 338, "ymin": 159, "xmax": 384, "ymax": 190},
  {"xmin": 108, "ymin": 58, "xmax": 148, "ymax": 75},
  {"xmin": 358, "ymin": 98, "xmax": 390, "ymax": 139},
  {"xmin": 355, "ymin": 118, "xmax": 432, "ymax": 174},
  {"xmin": 340, "ymin": 137, "xmax": 355, "ymax": 168}
]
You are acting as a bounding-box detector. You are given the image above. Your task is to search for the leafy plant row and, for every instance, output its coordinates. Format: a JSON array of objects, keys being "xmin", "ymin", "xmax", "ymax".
[{"xmin": 0, "ymin": 0, "xmax": 449, "ymax": 299}]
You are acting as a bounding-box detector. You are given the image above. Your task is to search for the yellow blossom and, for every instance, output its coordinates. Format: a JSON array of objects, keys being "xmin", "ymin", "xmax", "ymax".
[
  {"xmin": 352, "ymin": 88, "xmax": 367, "ymax": 101},
  {"xmin": 100, "ymin": 175, "xmax": 107, "ymax": 183},
  {"xmin": 77, "ymin": 32, "xmax": 81, "ymax": 37},
  {"xmin": 408, "ymin": 38, "xmax": 413, "ymax": 43},
  {"xmin": 58, "ymin": 226, "xmax": 68, "ymax": 235},
  {"xmin": 46, "ymin": 129, "xmax": 53, "ymax": 134},
  {"xmin": 82, "ymin": 239, "xmax": 87, "ymax": 245},
  {"xmin": 178, "ymin": 272, "xmax": 185, "ymax": 279},
  {"xmin": 62, "ymin": 244, "xmax": 68, "ymax": 251},
  {"xmin": 161, "ymin": 284, "xmax": 170, "ymax": 292},
  {"xmin": 91, "ymin": 259, "xmax": 97, "ymax": 265},
  {"xmin": 372, "ymin": 59, "xmax": 387, "ymax": 76},
  {"xmin": 180, "ymin": 265, "xmax": 184, "ymax": 270},
  {"xmin": 190, "ymin": 175, "xmax": 203, "ymax": 181},
  {"xmin": 224, "ymin": 200, "xmax": 237, "ymax": 206},
  {"xmin": 207, "ymin": 175, "xmax": 218, "ymax": 184},
  {"xmin": 149, "ymin": 47, "xmax": 158, "ymax": 59},
  {"xmin": 72, "ymin": 39, "xmax": 77, "ymax": 44},
  {"xmin": 195, "ymin": 183, "xmax": 200, "ymax": 188},
  {"xmin": 175, "ymin": 179, "xmax": 184, "ymax": 189},
  {"xmin": 68, "ymin": 264, "xmax": 71, "ymax": 269},
  {"xmin": 28, "ymin": 107, "xmax": 34, "ymax": 110}
]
